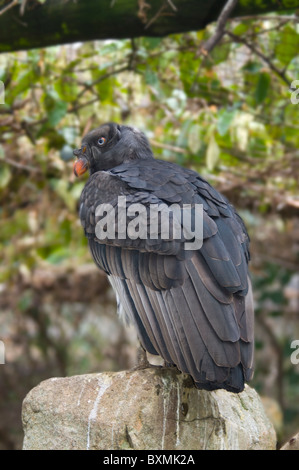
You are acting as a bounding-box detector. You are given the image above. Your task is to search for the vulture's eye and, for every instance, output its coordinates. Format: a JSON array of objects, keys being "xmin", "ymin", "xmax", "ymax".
[{"xmin": 98, "ymin": 137, "xmax": 106, "ymax": 146}]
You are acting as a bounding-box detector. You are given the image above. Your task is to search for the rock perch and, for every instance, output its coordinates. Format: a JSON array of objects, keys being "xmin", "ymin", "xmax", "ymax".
[{"xmin": 22, "ymin": 368, "xmax": 276, "ymax": 450}]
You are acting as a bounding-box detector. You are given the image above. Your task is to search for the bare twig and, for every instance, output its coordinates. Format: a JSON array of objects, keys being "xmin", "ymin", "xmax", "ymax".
[
  {"xmin": 4, "ymin": 157, "xmax": 41, "ymax": 173},
  {"xmin": 221, "ymin": 146, "xmax": 264, "ymax": 164},
  {"xmin": 82, "ymin": 115, "xmax": 95, "ymax": 137},
  {"xmin": 0, "ymin": 0, "xmax": 18, "ymax": 16},
  {"xmin": 76, "ymin": 65, "xmax": 129, "ymax": 100},
  {"xmin": 230, "ymin": 14, "xmax": 299, "ymax": 22},
  {"xmin": 285, "ymin": 197, "xmax": 299, "ymax": 209},
  {"xmin": 21, "ymin": 120, "xmax": 36, "ymax": 144},
  {"xmin": 191, "ymin": 0, "xmax": 239, "ymax": 93},
  {"xmin": 137, "ymin": 0, "xmax": 151, "ymax": 24},
  {"xmin": 0, "ymin": 116, "xmax": 14, "ymax": 126},
  {"xmin": 143, "ymin": 0, "xmax": 177, "ymax": 30},
  {"xmin": 150, "ymin": 139, "xmax": 186, "ymax": 154},
  {"xmin": 222, "ymin": 18, "xmax": 289, "ymax": 43},
  {"xmin": 12, "ymin": 14, "xmax": 28, "ymax": 26},
  {"xmin": 20, "ymin": 0, "xmax": 27, "ymax": 16},
  {"xmin": 128, "ymin": 38, "xmax": 138, "ymax": 71},
  {"xmin": 144, "ymin": 3, "xmax": 166, "ymax": 30},
  {"xmin": 226, "ymin": 31, "xmax": 292, "ymax": 87},
  {"xmin": 200, "ymin": 0, "xmax": 239, "ymax": 54},
  {"xmin": 26, "ymin": 96, "xmax": 102, "ymax": 130},
  {"xmin": 68, "ymin": 97, "xmax": 99, "ymax": 113},
  {"xmin": 167, "ymin": 0, "xmax": 177, "ymax": 11}
]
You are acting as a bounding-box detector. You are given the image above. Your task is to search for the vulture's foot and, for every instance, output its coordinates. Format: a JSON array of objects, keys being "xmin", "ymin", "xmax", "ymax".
[{"xmin": 131, "ymin": 344, "xmax": 162, "ymax": 371}]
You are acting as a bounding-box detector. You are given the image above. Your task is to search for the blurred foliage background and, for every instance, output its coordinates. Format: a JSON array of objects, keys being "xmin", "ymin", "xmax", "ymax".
[{"xmin": 0, "ymin": 11, "xmax": 299, "ymax": 449}]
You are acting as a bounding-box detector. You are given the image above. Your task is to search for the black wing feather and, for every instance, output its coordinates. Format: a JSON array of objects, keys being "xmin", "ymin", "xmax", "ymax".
[{"xmin": 80, "ymin": 158, "xmax": 254, "ymax": 392}]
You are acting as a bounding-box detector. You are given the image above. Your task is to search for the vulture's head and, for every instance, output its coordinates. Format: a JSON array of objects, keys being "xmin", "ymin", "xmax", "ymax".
[{"xmin": 73, "ymin": 122, "xmax": 153, "ymax": 176}]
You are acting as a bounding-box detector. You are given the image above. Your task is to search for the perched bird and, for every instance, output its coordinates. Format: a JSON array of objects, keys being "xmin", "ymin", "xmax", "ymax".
[{"xmin": 73, "ymin": 122, "xmax": 254, "ymax": 393}]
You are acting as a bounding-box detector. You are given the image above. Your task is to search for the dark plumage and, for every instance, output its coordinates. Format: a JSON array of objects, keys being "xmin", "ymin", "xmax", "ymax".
[{"xmin": 73, "ymin": 122, "xmax": 254, "ymax": 393}]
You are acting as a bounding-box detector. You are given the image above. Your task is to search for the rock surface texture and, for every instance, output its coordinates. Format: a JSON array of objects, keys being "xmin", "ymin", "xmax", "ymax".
[
  {"xmin": 280, "ymin": 432, "xmax": 299, "ymax": 450},
  {"xmin": 22, "ymin": 368, "xmax": 277, "ymax": 450}
]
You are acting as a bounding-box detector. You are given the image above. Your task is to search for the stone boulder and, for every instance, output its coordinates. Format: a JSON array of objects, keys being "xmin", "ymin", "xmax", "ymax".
[
  {"xmin": 22, "ymin": 368, "xmax": 277, "ymax": 450},
  {"xmin": 280, "ymin": 432, "xmax": 299, "ymax": 450}
]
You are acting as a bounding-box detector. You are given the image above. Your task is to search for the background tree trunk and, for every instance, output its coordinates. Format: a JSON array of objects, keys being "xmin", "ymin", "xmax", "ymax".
[{"xmin": 0, "ymin": 0, "xmax": 298, "ymax": 53}]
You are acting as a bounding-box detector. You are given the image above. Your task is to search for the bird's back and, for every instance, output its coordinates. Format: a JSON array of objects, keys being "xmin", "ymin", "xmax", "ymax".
[{"xmin": 79, "ymin": 157, "xmax": 254, "ymax": 392}]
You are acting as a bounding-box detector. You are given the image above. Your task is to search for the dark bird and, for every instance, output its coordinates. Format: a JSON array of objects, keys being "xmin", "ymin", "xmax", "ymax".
[{"xmin": 73, "ymin": 122, "xmax": 254, "ymax": 393}]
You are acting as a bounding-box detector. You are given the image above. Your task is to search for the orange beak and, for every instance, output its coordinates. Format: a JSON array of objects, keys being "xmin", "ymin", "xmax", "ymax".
[{"xmin": 73, "ymin": 157, "xmax": 89, "ymax": 177}]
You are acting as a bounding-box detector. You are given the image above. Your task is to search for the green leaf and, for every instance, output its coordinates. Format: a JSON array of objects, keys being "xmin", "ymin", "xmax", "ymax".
[
  {"xmin": 70, "ymin": 181, "xmax": 85, "ymax": 201},
  {"xmin": 242, "ymin": 61, "xmax": 262, "ymax": 73},
  {"xmin": 96, "ymin": 40, "xmax": 125, "ymax": 56},
  {"xmin": 6, "ymin": 70, "xmax": 36, "ymax": 104},
  {"xmin": 145, "ymin": 68, "xmax": 159, "ymax": 87},
  {"xmin": 255, "ymin": 73, "xmax": 270, "ymax": 104},
  {"xmin": 54, "ymin": 77, "xmax": 78, "ymax": 102},
  {"xmin": 18, "ymin": 290, "xmax": 34, "ymax": 311},
  {"xmin": 206, "ymin": 134, "xmax": 220, "ymax": 171},
  {"xmin": 188, "ymin": 124, "xmax": 202, "ymax": 154},
  {"xmin": 0, "ymin": 164, "xmax": 11, "ymax": 188},
  {"xmin": 59, "ymin": 218, "xmax": 72, "ymax": 244},
  {"xmin": 38, "ymin": 128, "xmax": 65, "ymax": 147},
  {"xmin": 96, "ymin": 77, "xmax": 115, "ymax": 104},
  {"xmin": 217, "ymin": 109, "xmax": 236, "ymax": 136},
  {"xmin": 46, "ymin": 247, "xmax": 71, "ymax": 265},
  {"xmin": 275, "ymin": 25, "xmax": 299, "ymax": 66},
  {"xmin": 233, "ymin": 23, "xmax": 250, "ymax": 36},
  {"xmin": 50, "ymin": 178, "xmax": 74, "ymax": 210},
  {"xmin": 47, "ymin": 100, "xmax": 68, "ymax": 127},
  {"xmin": 210, "ymin": 43, "xmax": 230, "ymax": 65},
  {"xmin": 142, "ymin": 37, "xmax": 162, "ymax": 50}
]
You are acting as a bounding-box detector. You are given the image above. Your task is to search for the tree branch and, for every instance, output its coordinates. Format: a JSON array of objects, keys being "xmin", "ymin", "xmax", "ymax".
[
  {"xmin": 0, "ymin": 0, "xmax": 18, "ymax": 16},
  {"xmin": 230, "ymin": 14, "xmax": 299, "ymax": 22},
  {"xmin": 226, "ymin": 31, "xmax": 292, "ymax": 87},
  {"xmin": 0, "ymin": 0, "xmax": 298, "ymax": 53},
  {"xmin": 149, "ymin": 139, "xmax": 187, "ymax": 154},
  {"xmin": 76, "ymin": 65, "xmax": 129, "ymax": 101},
  {"xmin": 200, "ymin": 0, "xmax": 239, "ymax": 54},
  {"xmin": 4, "ymin": 156, "xmax": 41, "ymax": 173}
]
